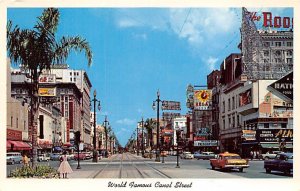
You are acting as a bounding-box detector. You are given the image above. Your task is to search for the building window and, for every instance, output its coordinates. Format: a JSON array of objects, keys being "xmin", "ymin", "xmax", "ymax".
[
  {"xmin": 275, "ymin": 42, "xmax": 281, "ymax": 47},
  {"xmin": 232, "ymin": 97, "xmax": 235, "ymax": 110},
  {"xmin": 223, "ymin": 119, "xmax": 225, "ymax": 130},
  {"xmin": 237, "ymin": 115, "xmax": 240, "ymax": 126},
  {"xmin": 264, "ymin": 42, "xmax": 270, "ymax": 47},
  {"xmin": 228, "ymin": 99, "xmax": 231, "ymax": 111},
  {"xmin": 228, "ymin": 116, "xmax": 231, "ymax": 128},
  {"xmin": 16, "ymin": 118, "xmax": 18, "ymax": 128},
  {"xmin": 287, "ymin": 42, "xmax": 293, "ymax": 47},
  {"xmin": 74, "ymin": 77, "xmax": 76, "ymax": 82},
  {"xmin": 24, "ymin": 120, "xmax": 26, "ymax": 130},
  {"xmin": 275, "ymin": 50, "xmax": 281, "ymax": 56},
  {"xmin": 264, "ymin": 123, "xmax": 269, "ymax": 128},
  {"xmin": 70, "ymin": 72, "xmax": 72, "ymax": 76},
  {"xmin": 70, "ymin": 78, "xmax": 72, "ymax": 82},
  {"xmin": 286, "ymin": 50, "xmax": 293, "ymax": 56},
  {"xmin": 232, "ymin": 115, "xmax": 235, "ymax": 128},
  {"xmin": 263, "ymin": 50, "xmax": 269, "ymax": 56},
  {"xmin": 286, "ymin": 58, "xmax": 292, "ymax": 64},
  {"xmin": 11, "ymin": 116, "xmax": 13, "ymax": 127}
]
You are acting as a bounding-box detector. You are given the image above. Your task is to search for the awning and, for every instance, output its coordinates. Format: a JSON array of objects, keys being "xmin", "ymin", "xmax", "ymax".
[{"xmin": 7, "ymin": 140, "xmax": 31, "ymax": 151}]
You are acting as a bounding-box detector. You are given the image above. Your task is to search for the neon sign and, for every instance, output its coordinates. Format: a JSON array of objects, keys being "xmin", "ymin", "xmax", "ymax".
[{"xmin": 249, "ymin": 12, "xmax": 293, "ymax": 29}]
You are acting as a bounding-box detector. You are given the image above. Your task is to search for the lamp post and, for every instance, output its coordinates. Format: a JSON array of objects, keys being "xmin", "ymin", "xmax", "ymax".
[
  {"xmin": 176, "ymin": 129, "xmax": 181, "ymax": 168},
  {"xmin": 152, "ymin": 90, "xmax": 161, "ymax": 162},
  {"xmin": 102, "ymin": 115, "xmax": 110, "ymax": 157},
  {"xmin": 141, "ymin": 117, "xmax": 145, "ymax": 157},
  {"xmin": 92, "ymin": 90, "xmax": 101, "ymax": 162},
  {"xmin": 136, "ymin": 124, "xmax": 139, "ymax": 156}
]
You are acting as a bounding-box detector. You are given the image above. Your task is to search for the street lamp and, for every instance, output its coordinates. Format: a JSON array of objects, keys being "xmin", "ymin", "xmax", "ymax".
[
  {"xmin": 92, "ymin": 90, "xmax": 101, "ymax": 162},
  {"xmin": 102, "ymin": 115, "xmax": 110, "ymax": 157},
  {"xmin": 152, "ymin": 90, "xmax": 161, "ymax": 162},
  {"xmin": 175, "ymin": 129, "xmax": 182, "ymax": 168},
  {"xmin": 141, "ymin": 117, "xmax": 145, "ymax": 157},
  {"xmin": 136, "ymin": 124, "xmax": 139, "ymax": 156}
]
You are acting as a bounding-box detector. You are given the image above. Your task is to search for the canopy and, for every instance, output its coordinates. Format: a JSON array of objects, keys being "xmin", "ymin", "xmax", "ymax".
[{"xmin": 7, "ymin": 140, "xmax": 31, "ymax": 151}]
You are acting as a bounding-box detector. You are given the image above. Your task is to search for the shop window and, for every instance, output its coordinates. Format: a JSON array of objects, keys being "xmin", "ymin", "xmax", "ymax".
[
  {"xmin": 264, "ymin": 123, "xmax": 269, "ymax": 128},
  {"xmin": 281, "ymin": 123, "xmax": 287, "ymax": 128}
]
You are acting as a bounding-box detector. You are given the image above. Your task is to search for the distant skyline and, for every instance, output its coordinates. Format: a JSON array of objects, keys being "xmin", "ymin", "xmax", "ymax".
[{"xmin": 7, "ymin": 8, "xmax": 293, "ymax": 146}]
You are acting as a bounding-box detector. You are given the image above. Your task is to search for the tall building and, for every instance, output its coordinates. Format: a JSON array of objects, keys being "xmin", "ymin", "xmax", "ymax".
[{"xmin": 45, "ymin": 64, "xmax": 92, "ymax": 148}]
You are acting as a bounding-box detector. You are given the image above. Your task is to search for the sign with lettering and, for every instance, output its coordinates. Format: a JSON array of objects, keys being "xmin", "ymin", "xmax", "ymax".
[
  {"xmin": 269, "ymin": 72, "xmax": 293, "ymax": 101},
  {"xmin": 161, "ymin": 101, "xmax": 181, "ymax": 110},
  {"xmin": 242, "ymin": 130, "xmax": 256, "ymax": 141},
  {"xmin": 247, "ymin": 11, "xmax": 293, "ymax": 29},
  {"xmin": 194, "ymin": 90, "xmax": 212, "ymax": 110},
  {"xmin": 7, "ymin": 129, "xmax": 22, "ymax": 141},
  {"xmin": 39, "ymin": 74, "xmax": 56, "ymax": 83},
  {"xmin": 257, "ymin": 129, "xmax": 293, "ymax": 142},
  {"xmin": 194, "ymin": 140, "xmax": 218, "ymax": 147},
  {"xmin": 38, "ymin": 87, "xmax": 56, "ymax": 97}
]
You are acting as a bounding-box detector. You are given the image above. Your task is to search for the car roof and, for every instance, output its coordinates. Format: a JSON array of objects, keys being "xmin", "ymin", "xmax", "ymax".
[{"xmin": 219, "ymin": 152, "xmax": 239, "ymax": 157}]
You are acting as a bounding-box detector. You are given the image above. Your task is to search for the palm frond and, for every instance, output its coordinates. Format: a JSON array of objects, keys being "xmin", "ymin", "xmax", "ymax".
[{"xmin": 54, "ymin": 36, "xmax": 93, "ymax": 66}]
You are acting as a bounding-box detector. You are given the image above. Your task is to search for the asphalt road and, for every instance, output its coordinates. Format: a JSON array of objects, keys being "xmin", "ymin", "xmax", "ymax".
[{"xmin": 6, "ymin": 152, "xmax": 292, "ymax": 178}]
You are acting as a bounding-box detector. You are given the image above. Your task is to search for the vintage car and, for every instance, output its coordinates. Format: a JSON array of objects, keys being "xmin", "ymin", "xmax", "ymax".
[
  {"xmin": 194, "ymin": 151, "xmax": 217, "ymax": 160},
  {"xmin": 210, "ymin": 152, "xmax": 249, "ymax": 172},
  {"xmin": 37, "ymin": 153, "xmax": 50, "ymax": 162},
  {"xmin": 259, "ymin": 151, "xmax": 282, "ymax": 160},
  {"xmin": 181, "ymin": 151, "xmax": 194, "ymax": 159},
  {"xmin": 7, "ymin": 152, "xmax": 23, "ymax": 165},
  {"xmin": 264, "ymin": 153, "xmax": 293, "ymax": 175},
  {"xmin": 50, "ymin": 153, "xmax": 61, "ymax": 161}
]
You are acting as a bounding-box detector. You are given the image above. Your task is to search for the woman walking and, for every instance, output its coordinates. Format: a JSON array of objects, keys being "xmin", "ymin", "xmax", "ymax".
[{"xmin": 58, "ymin": 151, "xmax": 73, "ymax": 178}]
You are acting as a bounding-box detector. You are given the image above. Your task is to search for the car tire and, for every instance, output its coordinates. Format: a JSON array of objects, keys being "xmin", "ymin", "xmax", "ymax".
[
  {"xmin": 211, "ymin": 164, "xmax": 215, "ymax": 170},
  {"xmin": 266, "ymin": 168, "xmax": 271, "ymax": 173},
  {"xmin": 239, "ymin": 168, "xmax": 244, "ymax": 172},
  {"xmin": 264, "ymin": 157, "xmax": 269, "ymax": 160},
  {"xmin": 11, "ymin": 160, "xmax": 15, "ymax": 165}
]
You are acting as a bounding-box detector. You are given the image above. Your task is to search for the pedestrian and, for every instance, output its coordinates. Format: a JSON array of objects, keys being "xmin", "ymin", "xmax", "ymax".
[
  {"xmin": 253, "ymin": 150, "xmax": 257, "ymax": 160},
  {"xmin": 58, "ymin": 151, "xmax": 73, "ymax": 178},
  {"xmin": 22, "ymin": 153, "xmax": 29, "ymax": 167},
  {"xmin": 250, "ymin": 150, "xmax": 254, "ymax": 160}
]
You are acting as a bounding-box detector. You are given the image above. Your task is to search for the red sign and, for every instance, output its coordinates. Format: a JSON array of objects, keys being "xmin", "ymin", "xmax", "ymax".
[
  {"xmin": 249, "ymin": 12, "xmax": 293, "ymax": 29},
  {"xmin": 7, "ymin": 129, "xmax": 22, "ymax": 141}
]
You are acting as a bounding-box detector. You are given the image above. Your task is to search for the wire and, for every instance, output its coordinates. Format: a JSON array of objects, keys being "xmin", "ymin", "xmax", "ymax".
[{"xmin": 179, "ymin": 8, "xmax": 192, "ymax": 36}]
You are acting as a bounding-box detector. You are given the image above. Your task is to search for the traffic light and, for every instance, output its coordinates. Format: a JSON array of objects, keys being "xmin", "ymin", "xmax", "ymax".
[{"xmin": 74, "ymin": 131, "xmax": 81, "ymax": 145}]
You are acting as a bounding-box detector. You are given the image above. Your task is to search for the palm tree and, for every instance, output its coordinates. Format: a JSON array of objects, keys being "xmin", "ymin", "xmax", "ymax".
[
  {"xmin": 144, "ymin": 118, "xmax": 156, "ymax": 152},
  {"xmin": 7, "ymin": 8, "xmax": 93, "ymax": 168}
]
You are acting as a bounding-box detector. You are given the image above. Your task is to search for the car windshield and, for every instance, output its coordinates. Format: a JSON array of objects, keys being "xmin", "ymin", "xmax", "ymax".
[{"xmin": 224, "ymin": 156, "xmax": 241, "ymax": 159}]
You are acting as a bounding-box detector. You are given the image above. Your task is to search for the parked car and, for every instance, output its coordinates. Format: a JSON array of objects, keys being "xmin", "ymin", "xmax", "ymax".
[
  {"xmin": 264, "ymin": 153, "xmax": 293, "ymax": 175},
  {"xmin": 259, "ymin": 151, "xmax": 282, "ymax": 160},
  {"xmin": 66, "ymin": 153, "xmax": 75, "ymax": 160},
  {"xmin": 38, "ymin": 153, "xmax": 50, "ymax": 162},
  {"xmin": 210, "ymin": 152, "xmax": 249, "ymax": 172},
  {"xmin": 194, "ymin": 151, "xmax": 217, "ymax": 160},
  {"xmin": 181, "ymin": 151, "xmax": 194, "ymax": 159},
  {"xmin": 7, "ymin": 152, "xmax": 23, "ymax": 165},
  {"xmin": 50, "ymin": 153, "xmax": 61, "ymax": 161},
  {"xmin": 74, "ymin": 152, "xmax": 87, "ymax": 160}
]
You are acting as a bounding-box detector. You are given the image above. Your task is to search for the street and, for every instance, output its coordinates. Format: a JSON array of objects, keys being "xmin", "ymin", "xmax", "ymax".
[{"xmin": 7, "ymin": 152, "xmax": 292, "ymax": 179}]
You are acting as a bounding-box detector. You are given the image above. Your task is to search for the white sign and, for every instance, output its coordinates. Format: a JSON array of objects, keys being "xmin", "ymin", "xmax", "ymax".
[
  {"xmin": 194, "ymin": 140, "xmax": 218, "ymax": 147},
  {"xmin": 79, "ymin": 143, "xmax": 84, "ymax": 151}
]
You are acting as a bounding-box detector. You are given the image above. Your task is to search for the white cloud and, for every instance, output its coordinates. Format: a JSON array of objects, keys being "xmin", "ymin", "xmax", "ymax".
[
  {"xmin": 205, "ymin": 56, "xmax": 219, "ymax": 71},
  {"xmin": 116, "ymin": 118, "xmax": 136, "ymax": 125},
  {"xmin": 118, "ymin": 18, "xmax": 139, "ymax": 28}
]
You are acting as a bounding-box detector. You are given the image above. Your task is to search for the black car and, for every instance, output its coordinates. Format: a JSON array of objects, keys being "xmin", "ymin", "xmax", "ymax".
[{"xmin": 264, "ymin": 153, "xmax": 293, "ymax": 175}]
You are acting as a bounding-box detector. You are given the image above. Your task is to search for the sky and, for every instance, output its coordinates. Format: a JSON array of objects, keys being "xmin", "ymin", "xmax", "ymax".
[{"xmin": 7, "ymin": 7, "xmax": 293, "ymax": 147}]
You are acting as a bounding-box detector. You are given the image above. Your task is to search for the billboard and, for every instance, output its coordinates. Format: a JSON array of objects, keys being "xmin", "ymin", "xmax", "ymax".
[
  {"xmin": 194, "ymin": 90, "xmax": 212, "ymax": 110},
  {"xmin": 239, "ymin": 89, "xmax": 252, "ymax": 106},
  {"xmin": 194, "ymin": 140, "xmax": 218, "ymax": 147},
  {"xmin": 161, "ymin": 101, "xmax": 181, "ymax": 110},
  {"xmin": 257, "ymin": 129, "xmax": 293, "ymax": 142},
  {"xmin": 242, "ymin": 130, "xmax": 256, "ymax": 141},
  {"xmin": 268, "ymin": 72, "xmax": 293, "ymax": 101},
  {"xmin": 39, "ymin": 74, "xmax": 56, "ymax": 83},
  {"xmin": 38, "ymin": 87, "xmax": 56, "ymax": 97}
]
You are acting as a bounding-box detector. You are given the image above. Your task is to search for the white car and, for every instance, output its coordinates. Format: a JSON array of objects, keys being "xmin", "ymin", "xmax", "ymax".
[
  {"xmin": 38, "ymin": 153, "xmax": 50, "ymax": 162},
  {"xmin": 181, "ymin": 152, "xmax": 194, "ymax": 159}
]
